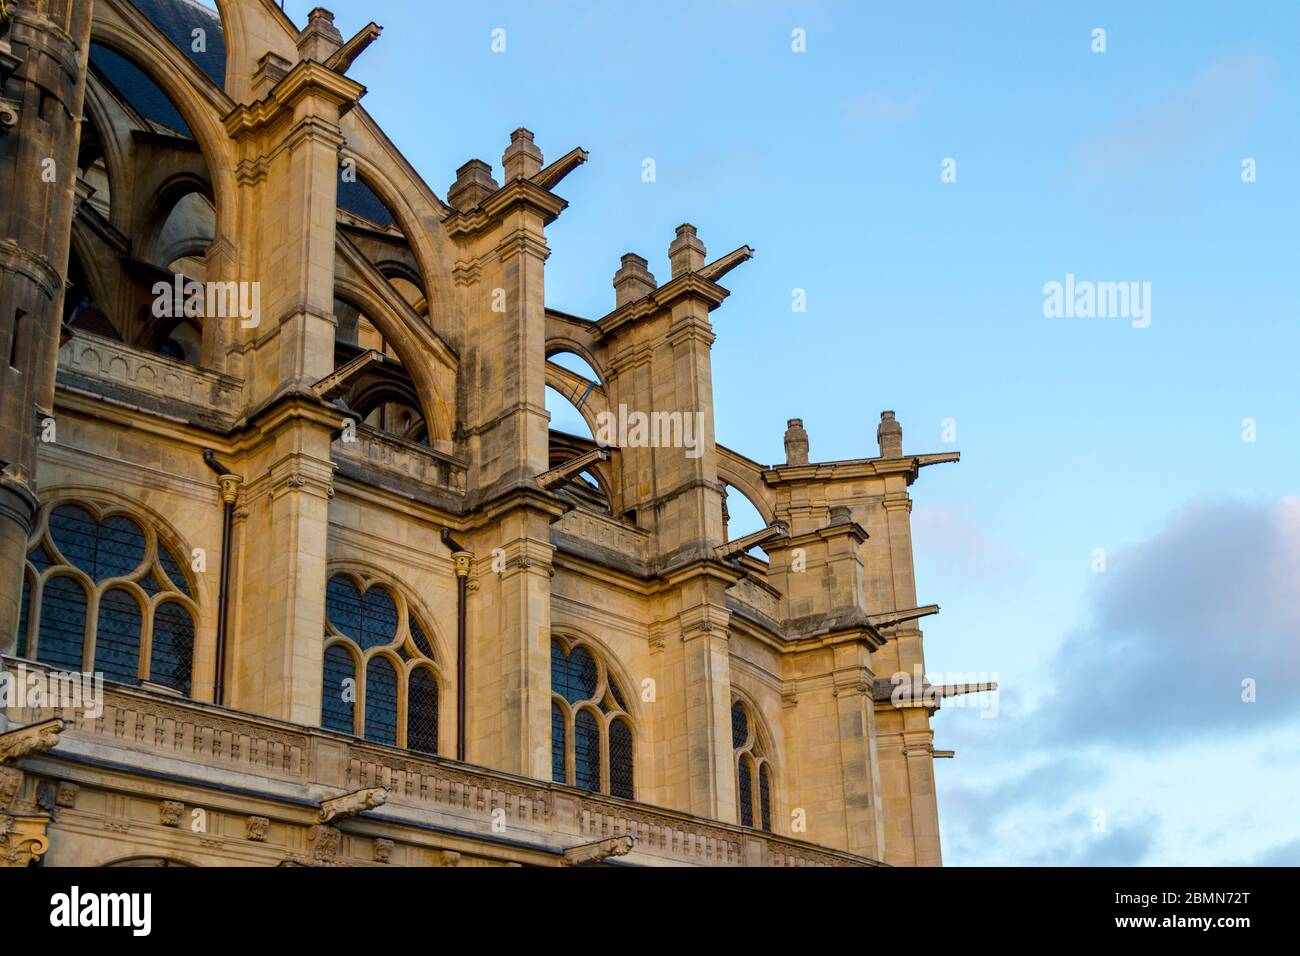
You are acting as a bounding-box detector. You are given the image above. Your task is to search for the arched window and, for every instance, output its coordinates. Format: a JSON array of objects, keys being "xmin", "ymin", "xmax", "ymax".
[
  {"xmin": 321, "ymin": 571, "xmax": 443, "ymax": 755},
  {"xmin": 731, "ymin": 698, "xmax": 774, "ymax": 832},
  {"xmin": 14, "ymin": 502, "xmax": 197, "ymax": 695},
  {"xmin": 550, "ymin": 637, "xmax": 634, "ymax": 799}
]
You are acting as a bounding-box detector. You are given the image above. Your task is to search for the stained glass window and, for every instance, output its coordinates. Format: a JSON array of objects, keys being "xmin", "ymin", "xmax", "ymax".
[
  {"xmin": 20, "ymin": 502, "xmax": 196, "ymax": 696},
  {"xmin": 408, "ymin": 666, "xmax": 439, "ymax": 755},
  {"xmin": 17, "ymin": 571, "xmax": 31, "ymax": 658},
  {"xmin": 732, "ymin": 698, "xmax": 774, "ymax": 832},
  {"xmin": 151, "ymin": 602, "xmax": 194, "ymax": 696},
  {"xmin": 609, "ymin": 717, "xmax": 634, "ymax": 800},
  {"xmin": 321, "ymin": 644, "xmax": 355, "ymax": 733},
  {"xmin": 738, "ymin": 754, "xmax": 755, "ymax": 827},
  {"xmin": 364, "ymin": 656, "xmax": 399, "ymax": 746},
  {"xmin": 157, "ymin": 542, "xmax": 192, "ymax": 597},
  {"xmin": 574, "ymin": 709, "xmax": 601, "ymax": 792},
  {"xmin": 552, "ymin": 641, "xmax": 598, "ymax": 704},
  {"xmin": 94, "ymin": 588, "xmax": 141, "ymax": 684},
  {"xmin": 326, "ymin": 576, "xmax": 398, "ymax": 651},
  {"xmin": 49, "ymin": 505, "xmax": 145, "ymax": 581},
  {"xmin": 409, "ymin": 614, "xmax": 434, "ymax": 658},
  {"xmin": 37, "ymin": 576, "xmax": 88, "ymax": 671},
  {"xmin": 550, "ymin": 637, "xmax": 635, "ymax": 799},
  {"xmin": 731, "ymin": 700, "xmax": 749, "ymax": 750},
  {"xmin": 322, "ymin": 573, "xmax": 441, "ymax": 755},
  {"xmin": 552, "ymin": 701, "xmax": 566, "ymax": 784}
]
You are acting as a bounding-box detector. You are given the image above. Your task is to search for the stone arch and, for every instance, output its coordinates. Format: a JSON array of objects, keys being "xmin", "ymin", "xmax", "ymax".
[
  {"xmin": 137, "ymin": 169, "xmax": 216, "ymax": 266},
  {"xmin": 333, "ymin": 268, "xmax": 456, "ymax": 443},
  {"xmin": 717, "ymin": 447, "xmax": 777, "ymax": 529},
  {"xmin": 90, "ymin": 8, "xmax": 236, "ymax": 236},
  {"xmin": 103, "ymin": 855, "xmax": 199, "ymax": 867},
  {"xmin": 337, "ymin": 120, "xmax": 459, "ymax": 350},
  {"xmin": 545, "ymin": 325, "xmax": 607, "ymax": 387},
  {"xmin": 545, "ymin": 361, "xmax": 607, "ymax": 439},
  {"xmin": 77, "ymin": 84, "xmax": 129, "ymax": 227}
]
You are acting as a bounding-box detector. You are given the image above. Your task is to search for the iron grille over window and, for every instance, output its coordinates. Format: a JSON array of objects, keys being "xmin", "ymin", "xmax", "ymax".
[
  {"xmin": 15, "ymin": 501, "xmax": 197, "ymax": 695},
  {"xmin": 731, "ymin": 698, "xmax": 774, "ymax": 832},
  {"xmin": 550, "ymin": 636, "xmax": 634, "ymax": 799},
  {"xmin": 321, "ymin": 571, "xmax": 443, "ymax": 755}
]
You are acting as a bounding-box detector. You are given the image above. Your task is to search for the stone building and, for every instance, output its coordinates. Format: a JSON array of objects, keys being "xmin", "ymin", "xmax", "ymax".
[{"xmin": 0, "ymin": 0, "xmax": 963, "ymax": 868}]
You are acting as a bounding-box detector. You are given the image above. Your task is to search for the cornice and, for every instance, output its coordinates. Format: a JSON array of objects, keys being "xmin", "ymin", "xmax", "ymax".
[{"xmin": 224, "ymin": 61, "xmax": 366, "ymax": 139}]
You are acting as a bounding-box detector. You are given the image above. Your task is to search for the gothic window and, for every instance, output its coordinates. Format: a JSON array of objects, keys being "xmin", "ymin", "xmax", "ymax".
[
  {"xmin": 321, "ymin": 571, "xmax": 442, "ymax": 755},
  {"xmin": 731, "ymin": 698, "xmax": 774, "ymax": 832},
  {"xmin": 14, "ymin": 502, "xmax": 197, "ymax": 695},
  {"xmin": 550, "ymin": 637, "xmax": 635, "ymax": 799}
]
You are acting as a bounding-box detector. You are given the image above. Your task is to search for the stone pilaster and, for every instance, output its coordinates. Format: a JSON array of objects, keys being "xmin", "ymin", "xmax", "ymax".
[
  {"xmin": 225, "ymin": 399, "xmax": 340, "ymax": 724},
  {"xmin": 598, "ymin": 227, "xmax": 738, "ymax": 819},
  {"xmin": 445, "ymin": 133, "xmax": 568, "ymax": 779}
]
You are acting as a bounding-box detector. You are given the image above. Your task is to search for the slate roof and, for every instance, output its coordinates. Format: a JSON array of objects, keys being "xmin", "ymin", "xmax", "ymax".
[{"xmin": 91, "ymin": 0, "xmax": 399, "ymax": 227}]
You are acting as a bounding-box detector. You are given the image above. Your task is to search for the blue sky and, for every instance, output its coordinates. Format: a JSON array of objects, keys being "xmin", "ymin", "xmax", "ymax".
[{"xmin": 234, "ymin": 0, "xmax": 1298, "ymax": 865}]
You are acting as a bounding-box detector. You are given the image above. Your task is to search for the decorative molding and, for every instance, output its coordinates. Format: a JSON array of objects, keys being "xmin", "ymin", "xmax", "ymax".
[
  {"xmin": 246, "ymin": 816, "xmax": 270, "ymax": 842},
  {"xmin": 0, "ymin": 813, "xmax": 50, "ymax": 867},
  {"xmin": 308, "ymin": 823, "xmax": 340, "ymax": 862},
  {"xmin": 160, "ymin": 800, "xmax": 184, "ymax": 827},
  {"xmin": 373, "ymin": 838, "xmax": 394, "ymax": 863}
]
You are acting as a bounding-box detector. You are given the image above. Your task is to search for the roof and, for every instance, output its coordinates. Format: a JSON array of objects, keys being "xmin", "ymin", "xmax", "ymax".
[
  {"xmin": 128, "ymin": 0, "xmax": 226, "ymax": 86},
  {"xmin": 100, "ymin": 0, "xmax": 396, "ymax": 227}
]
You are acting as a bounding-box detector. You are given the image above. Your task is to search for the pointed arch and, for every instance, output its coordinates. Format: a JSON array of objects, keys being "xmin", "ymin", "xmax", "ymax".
[
  {"xmin": 334, "ymin": 240, "xmax": 457, "ymax": 443},
  {"xmin": 337, "ymin": 111, "xmax": 460, "ymax": 349}
]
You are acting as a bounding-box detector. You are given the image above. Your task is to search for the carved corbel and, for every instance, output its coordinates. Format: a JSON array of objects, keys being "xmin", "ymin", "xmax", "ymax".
[
  {"xmin": 562, "ymin": 835, "xmax": 635, "ymax": 866},
  {"xmin": 319, "ymin": 786, "xmax": 388, "ymax": 825},
  {"xmin": 0, "ymin": 719, "xmax": 64, "ymax": 811}
]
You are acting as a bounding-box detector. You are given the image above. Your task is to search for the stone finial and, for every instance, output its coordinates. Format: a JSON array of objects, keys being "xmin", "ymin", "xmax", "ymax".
[
  {"xmin": 447, "ymin": 159, "xmax": 500, "ymax": 211},
  {"xmin": 298, "ymin": 7, "xmax": 345, "ymax": 61},
  {"xmin": 668, "ymin": 223, "xmax": 706, "ymax": 277},
  {"xmin": 877, "ymin": 410, "xmax": 903, "ymax": 458},
  {"xmin": 503, "ymin": 127, "xmax": 543, "ymax": 181},
  {"xmin": 613, "ymin": 253, "xmax": 656, "ymax": 308},
  {"xmin": 784, "ymin": 418, "xmax": 809, "ymax": 466}
]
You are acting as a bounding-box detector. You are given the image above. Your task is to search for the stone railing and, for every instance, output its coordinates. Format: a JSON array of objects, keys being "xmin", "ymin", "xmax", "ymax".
[
  {"xmin": 57, "ymin": 330, "xmax": 244, "ymax": 416},
  {"xmin": 332, "ymin": 423, "xmax": 467, "ymax": 498},
  {"xmin": 551, "ymin": 507, "xmax": 648, "ymax": 565},
  {"xmin": 2, "ymin": 659, "xmax": 879, "ymax": 867},
  {"xmin": 727, "ymin": 575, "xmax": 782, "ymax": 624}
]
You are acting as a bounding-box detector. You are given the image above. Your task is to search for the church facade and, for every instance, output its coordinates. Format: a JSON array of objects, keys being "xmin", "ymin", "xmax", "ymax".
[{"xmin": 0, "ymin": 0, "xmax": 959, "ymax": 868}]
